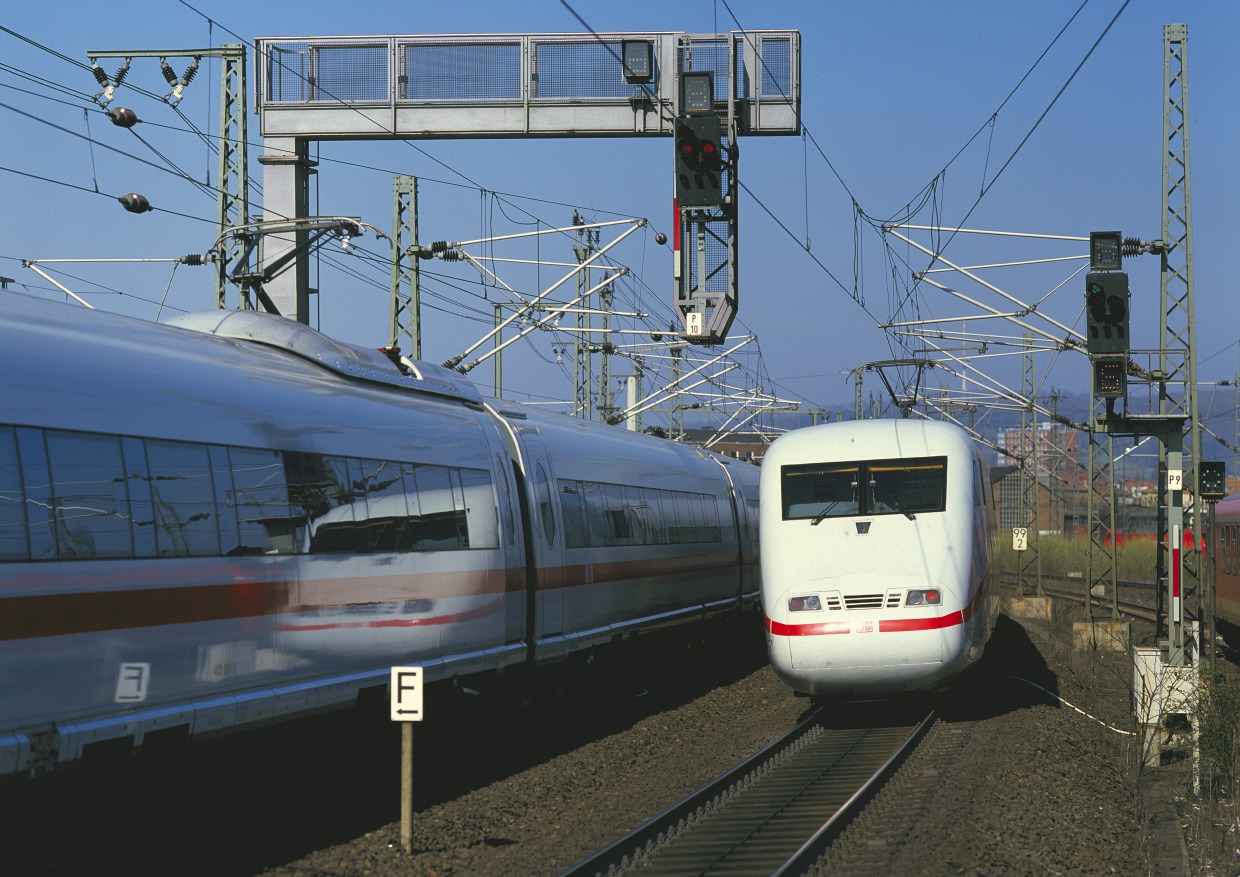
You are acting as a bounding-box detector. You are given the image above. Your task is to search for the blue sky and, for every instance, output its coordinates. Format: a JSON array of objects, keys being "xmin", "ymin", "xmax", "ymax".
[{"xmin": 3, "ymin": 1, "xmax": 1238, "ymax": 439}]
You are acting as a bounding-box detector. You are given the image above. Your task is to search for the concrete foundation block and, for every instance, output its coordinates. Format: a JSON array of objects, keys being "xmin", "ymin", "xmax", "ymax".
[
  {"xmin": 1004, "ymin": 595, "xmax": 1052, "ymax": 622},
  {"xmin": 1072, "ymin": 620, "xmax": 1131, "ymax": 653}
]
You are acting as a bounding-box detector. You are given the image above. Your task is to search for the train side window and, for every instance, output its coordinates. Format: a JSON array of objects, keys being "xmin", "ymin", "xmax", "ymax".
[
  {"xmin": 582, "ymin": 481, "xmax": 608, "ymax": 547},
  {"xmin": 495, "ymin": 454, "xmax": 516, "ymax": 547},
  {"xmin": 669, "ymin": 492, "xmax": 693, "ymax": 543},
  {"xmin": 458, "ymin": 467, "xmax": 498, "ymax": 549},
  {"xmin": 603, "ymin": 483, "xmax": 631, "ymax": 544},
  {"xmin": 746, "ymin": 498, "xmax": 760, "ymax": 547},
  {"xmin": 354, "ymin": 458, "xmax": 407, "ymax": 553},
  {"xmin": 209, "ymin": 446, "xmax": 241, "ymax": 557},
  {"xmin": 409, "ymin": 464, "xmax": 464, "ymax": 551},
  {"xmin": 701, "ymin": 493, "xmax": 721, "ymax": 542},
  {"xmin": 120, "ymin": 436, "xmax": 157, "ymax": 558},
  {"xmin": 0, "ymin": 426, "xmax": 29, "ymax": 561},
  {"xmin": 45, "ymin": 430, "xmax": 134, "ymax": 560},
  {"xmin": 643, "ymin": 487, "xmax": 666, "ymax": 545},
  {"xmin": 623, "ymin": 485, "xmax": 649, "ymax": 545},
  {"xmin": 559, "ymin": 480, "xmax": 589, "ymax": 548},
  {"xmin": 15, "ymin": 428, "xmax": 55, "ymax": 560},
  {"xmin": 534, "ymin": 462, "xmax": 556, "ymax": 548},
  {"xmin": 145, "ymin": 439, "xmax": 220, "ymax": 557},
  {"xmin": 229, "ymin": 448, "xmax": 294, "ymax": 555},
  {"xmin": 286, "ymin": 452, "xmax": 359, "ymax": 554}
]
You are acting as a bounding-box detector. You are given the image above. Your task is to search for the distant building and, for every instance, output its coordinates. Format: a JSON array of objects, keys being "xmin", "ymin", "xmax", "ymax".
[{"xmin": 996, "ymin": 421, "xmax": 1079, "ymax": 483}]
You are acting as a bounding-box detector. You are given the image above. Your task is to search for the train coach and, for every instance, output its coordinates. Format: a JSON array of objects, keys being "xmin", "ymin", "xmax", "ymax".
[
  {"xmin": 759, "ymin": 418, "xmax": 997, "ymax": 697},
  {"xmin": 1212, "ymin": 495, "xmax": 1240, "ymax": 634},
  {"xmin": 0, "ymin": 292, "xmax": 759, "ymax": 780}
]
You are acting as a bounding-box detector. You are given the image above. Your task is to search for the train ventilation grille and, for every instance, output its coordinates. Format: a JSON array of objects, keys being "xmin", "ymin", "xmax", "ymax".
[
  {"xmin": 843, "ymin": 594, "xmax": 886, "ymax": 610},
  {"xmin": 824, "ymin": 595, "xmax": 843, "ymax": 611}
]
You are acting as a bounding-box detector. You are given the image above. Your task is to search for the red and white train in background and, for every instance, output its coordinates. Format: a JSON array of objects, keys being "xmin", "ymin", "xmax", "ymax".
[
  {"xmin": 760, "ymin": 418, "xmax": 999, "ymax": 697},
  {"xmin": 0, "ymin": 293, "xmax": 760, "ymax": 780},
  {"xmin": 1211, "ymin": 496, "xmax": 1240, "ymax": 634}
]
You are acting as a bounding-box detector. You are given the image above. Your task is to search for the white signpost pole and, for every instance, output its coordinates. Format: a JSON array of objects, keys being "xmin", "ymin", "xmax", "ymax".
[{"xmin": 390, "ymin": 666, "xmax": 424, "ymax": 854}]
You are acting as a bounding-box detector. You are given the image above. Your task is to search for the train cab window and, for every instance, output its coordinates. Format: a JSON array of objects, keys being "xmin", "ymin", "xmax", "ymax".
[
  {"xmin": 783, "ymin": 457, "xmax": 947, "ymax": 520},
  {"xmin": 0, "ymin": 426, "xmax": 28, "ymax": 561},
  {"xmin": 45, "ymin": 430, "xmax": 134, "ymax": 560},
  {"xmin": 782, "ymin": 462, "xmax": 859, "ymax": 520},
  {"xmin": 867, "ymin": 458, "xmax": 947, "ymax": 515},
  {"xmin": 145, "ymin": 440, "xmax": 221, "ymax": 557}
]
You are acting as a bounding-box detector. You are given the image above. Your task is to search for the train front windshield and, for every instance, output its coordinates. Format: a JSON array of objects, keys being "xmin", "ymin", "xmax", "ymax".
[{"xmin": 781, "ymin": 456, "xmax": 948, "ymax": 521}]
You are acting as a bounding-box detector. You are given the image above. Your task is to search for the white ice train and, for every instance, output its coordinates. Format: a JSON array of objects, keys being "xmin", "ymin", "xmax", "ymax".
[
  {"xmin": 0, "ymin": 293, "xmax": 760, "ymax": 780},
  {"xmin": 760, "ymin": 419, "xmax": 998, "ymax": 697}
]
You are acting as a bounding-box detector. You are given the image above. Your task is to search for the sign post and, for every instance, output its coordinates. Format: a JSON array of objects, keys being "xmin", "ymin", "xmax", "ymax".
[{"xmin": 390, "ymin": 666, "xmax": 424, "ymax": 854}]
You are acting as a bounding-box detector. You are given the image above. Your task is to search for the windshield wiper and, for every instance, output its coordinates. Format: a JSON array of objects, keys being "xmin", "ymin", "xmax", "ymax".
[{"xmin": 810, "ymin": 505, "xmax": 835, "ymax": 526}]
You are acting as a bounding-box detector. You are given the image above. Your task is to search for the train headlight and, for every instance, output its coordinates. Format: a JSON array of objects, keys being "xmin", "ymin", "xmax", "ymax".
[
  {"xmin": 905, "ymin": 589, "xmax": 942, "ymax": 606},
  {"xmin": 788, "ymin": 595, "xmax": 822, "ymax": 612}
]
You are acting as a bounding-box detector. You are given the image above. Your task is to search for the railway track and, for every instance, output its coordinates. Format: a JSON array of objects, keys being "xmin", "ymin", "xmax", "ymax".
[{"xmin": 559, "ymin": 706, "xmax": 934, "ymax": 877}]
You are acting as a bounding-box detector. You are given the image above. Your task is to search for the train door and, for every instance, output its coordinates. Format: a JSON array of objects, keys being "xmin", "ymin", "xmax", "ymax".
[{"xmin": 515, "ymin": 429, "xmax": 568, "ymax": 658}]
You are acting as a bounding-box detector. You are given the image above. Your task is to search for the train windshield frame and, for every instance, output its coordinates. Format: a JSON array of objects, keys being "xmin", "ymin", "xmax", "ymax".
[{"xmin": 780, "ymin": 455, "xmax": 948, "ymax": 521}]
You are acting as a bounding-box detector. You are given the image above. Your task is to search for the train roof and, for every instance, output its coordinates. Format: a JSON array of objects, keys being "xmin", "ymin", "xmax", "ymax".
[
  {"xmin": 764, "ymin": 418, "xmax": 975, "ymax": 466},
  {"xmin": 4, "ymin": 292, "xmax": 482, "ymax": 406}
]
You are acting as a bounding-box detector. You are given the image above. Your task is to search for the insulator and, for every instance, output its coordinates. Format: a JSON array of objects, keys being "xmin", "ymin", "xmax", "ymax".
[
  {"xmin": 117, "ymin": 193, "xmax": 152, "ymax": 214},
  {"xmin": 1121, "ymin": 236, "xmax": 1143, "ymax": 256},
  {"xmin": 112, "ymin": 59, "xmax": 130, "ymax": 87},
  {"xmin": 180, "ymin": 253, "xmax": 205, "ymax": 266},
  {"xmin": 159, "ymin": 59, "xmax": 178, "ymax": 87},
  {"xmin": 430, "ymin": 240, "xmax": 449, "ymax": 253},
  {"xmin": 91, "ymin": 64, "xmax": 110, "ymax": 87},
  {"xmin": 107, "ymin": 107, "xmax": 138, "ymax": 128},
  {"xmin": 181, "ymin": 59, "xmax": 199, "ymax": 86},
  {"xmin": 440, "ymin": 250, "xmax": 460, "ymax": 261}
]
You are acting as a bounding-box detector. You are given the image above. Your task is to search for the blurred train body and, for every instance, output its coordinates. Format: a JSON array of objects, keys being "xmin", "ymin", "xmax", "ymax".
[
  {"xmin": 0, "ymin": 293, "xmax": 759, "ymax": 779},
  {"xmin": 760, "ymin": 419, "xmax": 998, "ymax": 697},
  {"xmin": 1212, "ymin": 495, "xmax": 1240, "ymax": 634}
]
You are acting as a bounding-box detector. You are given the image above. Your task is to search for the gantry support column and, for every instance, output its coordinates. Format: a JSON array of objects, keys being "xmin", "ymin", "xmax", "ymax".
[{"xmin": 258, "ymin": 136, "xmax": 314, "ymax": 321}]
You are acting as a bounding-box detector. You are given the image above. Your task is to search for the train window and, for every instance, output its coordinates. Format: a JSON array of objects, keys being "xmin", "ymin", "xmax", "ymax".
[
  {"xmin": 868, "ymin": 457, "xmax": 948, "ymax": 515},
  {"xmin": 701, "ymin": 494, "xmax": 722, "ymax": 542},
  {"xmin": 15, "ymin": 428, "xmax": 56, "ymax": 560},
  {"xmin": 624, "ymin": 485, "xmax": 649, "ymax": 545},
  {"xmin": 408, "ymin": 464, "xmax": 465, "ymax": 551},
  {"xmin": 746, "ymin": 498, "xmax": 760, "ymax": 547},
  {"xmin": 496, "ymin": 454, "xmax": 515, "ymax": 547},
  {"xmin": 603, "ymin": 483, "xmax": 632, "ymax": 544},
  {"xmin": 145, "ymin": 440, "xmax": 221, "ymax": 557},
  {"xmin": 120, "ymin": 436, "xmax": 157, "ymax": 558},
  {"xmin": 782, "ymin": 457, "xmax": 947, "ymax": 520},
  {"xmin": 45, "ymin": 430, "xmax": 134, "ymax": 559},
  {"xmin": 534, "ymin": 462, "xmax": 556, "ymax": 548},
  {"xmin": 0, "ymin": 426, "xmax": 28, "ymax": 561},
  {"xmin": 781, "ymin": 462, "xmax": 860, "ymax": 520},
  {"xmin": 228, "ymin": 448, "xmax": 294, "ymax": 555},
  {"xmin": 668, "ymin": 492, "xmax": 693, "ymax": 543},
  {"xmin": 353, "ymin": 458, "xmax": 409, "ymax": 552},
  {"xmin": 286, "ymin": 453, "xmax": 359, "ymax": 554},
  {"xmin": 559, "ymin": 480, "xmax": 589, "ymax": 548},
  {"xmin": 644, "ymin": 488, "xmax": 667, "ymax": 545},
  {"xmin": 583, "ymin": 480, "xmax": 608, "ymax": 547},
  {"xmin": 459, "ymin": 467, "xmax": 499, "ymax": 549},
  {"xmin": 210, "ymin": 446, "xmax": 242, "ymax": 558}
]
